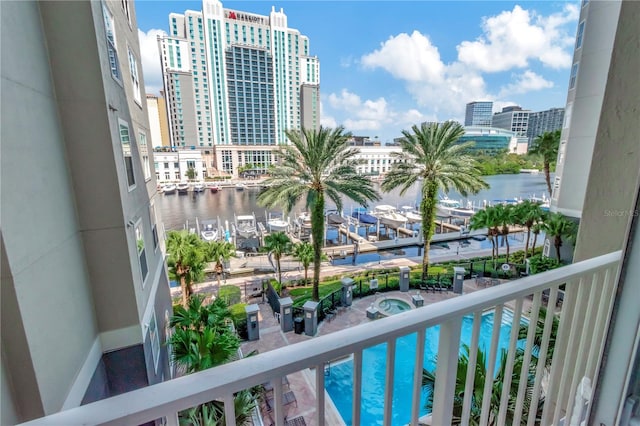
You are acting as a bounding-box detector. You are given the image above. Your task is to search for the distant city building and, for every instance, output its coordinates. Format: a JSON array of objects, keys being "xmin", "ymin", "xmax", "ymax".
[
  {"xmin": 158, "ymin": 0, "xmax": 320, "ymax": 177},
  {"xmin": 491, "ymin": 106, "xmax": 530, "ymax": 137},
  {"xmin": 154, "ymin": 150, "xmax": 206, "ymax": 182},
  {"xmin": 146, "ymin": 93, "xmax": 171, "ymax": 147},
  {"xmin": 465, "ymin": 101, "xmax": 494, "ymax": 127},
  {"xmin": 348, "ymin": 136, "xmax": 381, "ymax": 147},
  {"xmin": 526, "ymin": 107, "xmax": 565, "ymax": 144},
  {"xmin": 456, "ymin": 126, "xmax": 526, "ymax": 155},
  {"xmin": 352, "ymin": 146, "xmax": 402, "ymax": 176}
]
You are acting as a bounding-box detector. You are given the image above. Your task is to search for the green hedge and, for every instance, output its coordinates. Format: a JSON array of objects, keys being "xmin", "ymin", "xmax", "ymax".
[{"xmin": 219, "ymin": 285, "xmax": 241, "ymax": 306}]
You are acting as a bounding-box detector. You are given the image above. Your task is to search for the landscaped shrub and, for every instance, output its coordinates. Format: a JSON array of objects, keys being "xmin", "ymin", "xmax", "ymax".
[
  {"xmin": 528, "ymin": 254, "xmax": 561, "ymax": 274},
  {"xmin": 229, "ymin": 303, "xmax": 248, "ymax": 340},
  {"xmin": 219, "ymin": 285, "xmax": 241, "ymax": 306}
]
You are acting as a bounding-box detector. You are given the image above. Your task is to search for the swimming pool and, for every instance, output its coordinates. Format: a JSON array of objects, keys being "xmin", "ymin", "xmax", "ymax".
[{"xmin": 324, "ymin": 310, "xmax": 525, "ymax": 425}]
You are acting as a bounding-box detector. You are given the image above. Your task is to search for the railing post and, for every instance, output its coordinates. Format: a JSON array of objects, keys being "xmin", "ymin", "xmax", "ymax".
[{"xmin": 432, "ymin": 317, "xmax": 462, "ymax": 426}]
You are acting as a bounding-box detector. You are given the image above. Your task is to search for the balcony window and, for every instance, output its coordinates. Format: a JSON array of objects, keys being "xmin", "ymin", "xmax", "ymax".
[
  {"xmin": 118, "ymin": 120, "xmax": 135, "ymax": 188},
  {"xmin": 135, "ymin": 222, "xmax": 147, "ymax": 284},
  {"xmin": 102, "ymin": 4, "xmax": 121, "ymax": 82},
  {"xmin": 576, "ymin": 21, "xmax": 585, "ymax": 49},
  {"xmin": 569, "ymin": 62, "xmax": 579, "ymax": 89}
]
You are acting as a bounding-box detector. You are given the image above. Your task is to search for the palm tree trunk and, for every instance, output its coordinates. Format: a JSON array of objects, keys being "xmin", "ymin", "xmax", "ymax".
[
  {"xmin": 180, "ymin": 276, "xmax": 189, "ymax": 307},
  {"xmin": 555, "ymin": 237, "xmax": 562, "ymax": 260},
  {"xmin": 524, "ymin": 228, "xmax": 531, "ymax": 261},
  {"xmin": 504, "ymin": 228, "xmax": 511, "ymax": 262},
  {"xmin": 276, "ymin": 254, "xmax": 282, "ymax": 286},
  {"xmin": 304, "ymin": 266, "xmax": 309, "ymax": 285},
  {"xmin": 311, "ymin": 191, "xmax": 325, "ymax": 301},
  {"xmin": 420, "ymin": 182, "xmax": 439, "ymax": 281},
  {"xmin": 531, "ymin": 233, "xmax": 538, "ymax": 257},
  {"xmin": 544, "ymin": 162, "xmax": 552, "ymax": 195}
]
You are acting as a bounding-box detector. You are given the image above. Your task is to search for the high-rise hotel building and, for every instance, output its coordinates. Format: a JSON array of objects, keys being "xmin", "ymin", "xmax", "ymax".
[{"xmin": 158, "ymin": 0, "xmax": 320, "ymax": 176}]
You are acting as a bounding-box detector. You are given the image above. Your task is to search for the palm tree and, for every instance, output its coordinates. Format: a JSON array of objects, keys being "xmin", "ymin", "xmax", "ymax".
[
  {"xmin": 166, "ymin": 230, "xmax": 207, "ymax": 307},
  {"xmin": 263, "ymin": 232, "xmax": 292, "ymax": 286},
  {"xmin": 530, "ymin": 220, "xmax": 546, "ymax": 257},
  {"xmin": 494, "ymin": 204, "xmax": 517, "ymax": 263},
  {"xmin": 258, "ymin": 126, "xmax": 380, "ymax": 301},
  {"xmin": 292, "ymin": 241, "xmax": 314, "ymax": 285},
  {"xmin": 168, "ymin": 296, "xmax": 255, "ymax": 425},
  {"xmin": 514, "ymin": 201, "xmax": 545, "ymax": 261},
  {"xmin": 517, "ymin": 306, "xmax": 559, "ymax": 367},
  {"xmin": 422, "ymin": 344, "xmax": 541, "ymax": 425},
  {"xmin": 205, "ymin": 240, "xmax": 236, "ymax": 288},
  {"xmin": 470, "ymin": 206, "xmax": 500, "ymax": 263},
  {"xmin": 382, "ymin": 121, "xmax": 488, "ymax": 280},
  {"xmin": 529, "ymin": 130, "xmax": 560, "ymax": 195},
  {"xmin": 542, "ymin": 212, "xmax": 577, "ymax": 260}
]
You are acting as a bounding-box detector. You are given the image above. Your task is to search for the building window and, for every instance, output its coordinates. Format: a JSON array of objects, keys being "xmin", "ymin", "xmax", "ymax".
[
  {"xmin": 102, "ymin": 4, "xmax": 121, "ymax": 81},
  {"xmin": 118, "ymin": 120, "xmax": 135, "ymax": 188},
  {"xmin": 138, "ymin": 131, "xmax": 151, "ymax": 180},
  {"xmin": 128, "ymin": 48, "xmax": 142, "ymax": 104},
  {"xmin": 576, "ymin": 21, "xmax": 585, "ymax": 49},
  {"xmin": 121, "ymin": 0, "xmax": 131, "ymax": 26},
  {"xmin": 149, "ymin": 204, "xmax": 158, "ymax": 251},
  {"xmin": 135, "ymin": 222, "xmax": 148, "ymax": 284},
  {"xmin": 569, "ymin": 63, "xmax": 579, "ymax": 89},
  {"xmin": 149, "ymin": 311, "xmax": 160, "ymax": 371}
]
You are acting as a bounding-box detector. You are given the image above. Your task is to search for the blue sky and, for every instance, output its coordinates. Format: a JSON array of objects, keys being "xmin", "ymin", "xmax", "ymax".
[{"xmin": 135, "ymin": 1, "xmax": 579, "ymax": 143}]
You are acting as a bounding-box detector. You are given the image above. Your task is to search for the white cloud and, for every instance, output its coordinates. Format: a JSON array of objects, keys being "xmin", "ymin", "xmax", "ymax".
[
  {"xmin": 138, "ymin": 29, "xmax": 166, "ymax": 95},
  {"xmin": 319, "ymin": 101, "xmax": 337, "ymax": 128},
  {"xmin": 361, "ymin": 31, "xmax": 444, "ymax": 83},
  {"xmin": 324, "ymin": 89, "xmax": 432, "ymax": 135},
  {"xmin": 358, "ymin": 4, "xmax": 577, "ymax": 122},
  {"xmin": 457, "ymin": 5, "xmax": 577, "ymax": 72},
  {"xmin": 498, "ymin": 70, "xmax": 554, "ymax": 97}
]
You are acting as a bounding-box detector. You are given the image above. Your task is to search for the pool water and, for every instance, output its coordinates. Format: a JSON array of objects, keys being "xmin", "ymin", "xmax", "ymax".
[
  {"xmin": 324, "ymin": 310, "xmax": 526, "ymax": 425},
  {"xmin": 377, "ymin": 299, "xmax": 412, "ymax": 315}
]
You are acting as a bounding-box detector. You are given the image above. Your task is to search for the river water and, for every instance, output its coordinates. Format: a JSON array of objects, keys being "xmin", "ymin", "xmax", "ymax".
[{"xmin": 156, "ymin": 173, "xmax": 549, "ymax": 232}]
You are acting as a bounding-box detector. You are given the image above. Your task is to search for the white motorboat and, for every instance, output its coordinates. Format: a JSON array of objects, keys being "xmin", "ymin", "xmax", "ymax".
[
  {"xmin": 436, "ymin": 197, "xmax": 475, "ymax": 217},
  {"xmin": 162, "ymin": 184, "xmax": 176, "ymax": 195},
  {"xmin": 267, "ymin": 213, "xmax": 289, "ymax": 232},
  {"xmin": 235, "ymin": 214, "xmax": 257, "ymax": 238},
  {"xmin": 296, "ymin": 212, "xmax": 312, "ymax": 229},
  {"xmin": 176, "ymin": 182, "xmax": 190, "ymax": 195},
  {"xmin": 373, "ymin": 205, "xmax": 408, "ymax": 229},
  {"xmin": 529, "ymin": 194, "xmax": 550, "ymax": 210},
  {"xmin": 199, "ymin": 220, "xmax": 219, "ymax": 241},
  {"xmin": 235, "ymin": 182, "xmax": 247, "ymax": 191},
  {"xmin": 193, "ymin": 182, "xmax": 205, "ymax": 193},
  {"xmin": 400, "ymin": 206, "xmax": 422, "ymax": 223}
]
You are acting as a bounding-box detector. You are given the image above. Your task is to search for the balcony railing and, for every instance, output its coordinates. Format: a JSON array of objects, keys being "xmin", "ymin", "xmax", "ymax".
[{"xmin": 20, "ymin": 251, "xmax": 621, "ymax": 426}]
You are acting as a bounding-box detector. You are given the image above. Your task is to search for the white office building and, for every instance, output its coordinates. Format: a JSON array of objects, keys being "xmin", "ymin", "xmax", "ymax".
[{"xmin": 154, "ymin": 150, "xmax": 206, "ymax": 183}]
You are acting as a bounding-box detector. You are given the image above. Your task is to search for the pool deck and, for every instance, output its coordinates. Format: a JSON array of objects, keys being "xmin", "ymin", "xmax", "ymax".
[
  {"xmin": 170, "ymin": 244, "xmax": 537, "ymax": 425},
  {"xmin": 238, "ymin": 277, "xmax": 533, "ymax": 425}
]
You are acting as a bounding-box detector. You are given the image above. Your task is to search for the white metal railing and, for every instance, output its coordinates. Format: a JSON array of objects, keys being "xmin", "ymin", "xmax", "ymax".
[{"xmin": 19, "ymin": 251, "xmax": 621, "ymax": 426}]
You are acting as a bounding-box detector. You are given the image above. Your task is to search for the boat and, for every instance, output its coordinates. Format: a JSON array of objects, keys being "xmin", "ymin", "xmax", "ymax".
[
  {"xmin": 235, "ymin": 214, "xmax": 257, "ymax": 238},
  {"xmin": 436, "ymin": 197, "xmax": 475, "ymax": 217},
  {"xmin": 193, "ymin": 182, "xmax": 205, "ymax": 193},
  {"xmin": 327, "ymin": 213, "xmax": 347, "ymax": 226},
  {"xmin": 162, "ymin": 184, "xmax": 177, "ymax": 195},
  {"xmin": 267, "ymin": 212, "xmax": 289, "ymax": 232},
  {"xmin": 296, "ymin": 212, "xmax": 312, "ymax": 229},
  {"xmin": 351, "ymin": 207, "xmax": 378, "ymax": 225},
  {"xmin": 400, "ymin": 206, "xmax": 422, "ymax": 224},
  {"xmin": 176, "ymin": 182, "xmax": 189, "ymax": 195},
  {"xmin": 529, "ymin": 194, "xmax": 550, "ymax": 210},
  {"xmin": 373, "ymin": 205, "xmax": 408, "ymax": 229},
  {"xmin": 199, "ymin": 220, "xmax": 219, "ymax": 241},
  {"xmin": 209, "ymin": 183, "xmax": 220, "ymax": 193},
  {"xmin": 235, "ymin": 183, "xmax": 247, "ymax": 191}
]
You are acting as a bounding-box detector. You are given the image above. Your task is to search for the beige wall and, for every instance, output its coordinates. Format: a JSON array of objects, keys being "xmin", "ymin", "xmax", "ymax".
[
  {"xmin": 1, "ymin": 1, "xmax": 100, "ymax": 417},
  {"xmin": 573, "ymin": 0, "xmax": 640, "ymax": 262}
]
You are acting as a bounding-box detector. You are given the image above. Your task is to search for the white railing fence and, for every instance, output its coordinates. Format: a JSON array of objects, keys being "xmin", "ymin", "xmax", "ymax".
[{"xmin": 19, "ymin": 251, "xmax": 621, "ymax": 426}]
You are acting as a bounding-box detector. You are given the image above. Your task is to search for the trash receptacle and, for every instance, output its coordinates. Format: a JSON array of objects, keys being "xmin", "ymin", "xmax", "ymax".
[
  {"xmin": 453, "ymin": 266, "xmax": 465, "ymax": 294},
  {"xmin": 294, "ymin": 317, "xmax": 304, "ymax": 334}
]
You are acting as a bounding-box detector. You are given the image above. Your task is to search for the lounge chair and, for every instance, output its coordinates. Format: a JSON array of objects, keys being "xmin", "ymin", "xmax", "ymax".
[
  {"xmin": 262, "ymin": 376, "xmax": 290, "ymax": 393},
  {"xmin": 266, "ymin": 391, "xmax": 297, "ymax": 411},
  {"xmin": 285, "ymin": 416, "xmax": 307, "ymax": 426}
]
